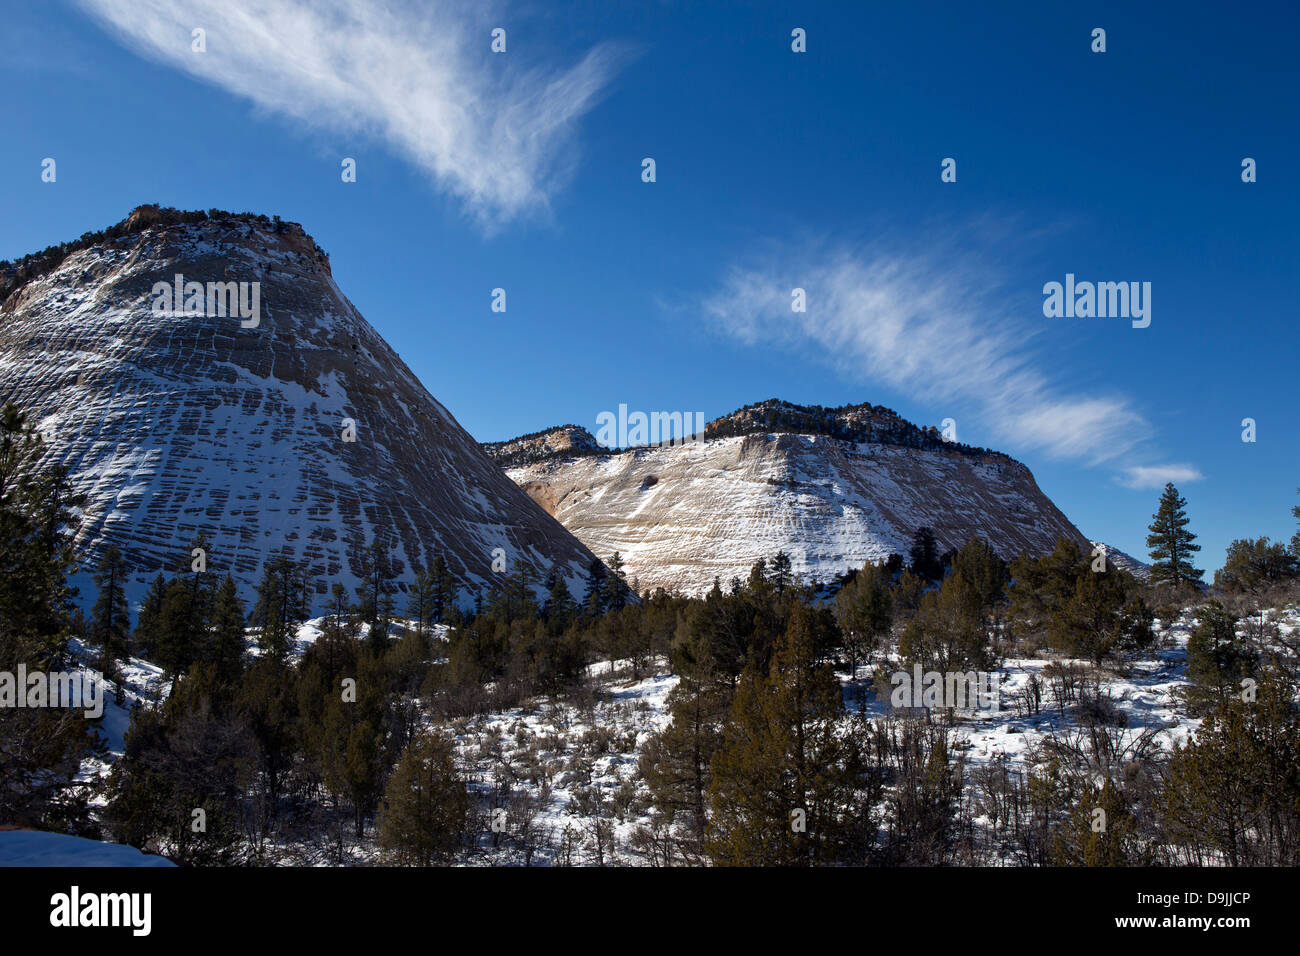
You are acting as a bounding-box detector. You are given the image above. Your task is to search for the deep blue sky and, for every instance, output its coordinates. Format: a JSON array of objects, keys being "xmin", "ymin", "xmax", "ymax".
[{"xmin": 4, "ymin": 0, "xmax": 1297, "ymax": 572}]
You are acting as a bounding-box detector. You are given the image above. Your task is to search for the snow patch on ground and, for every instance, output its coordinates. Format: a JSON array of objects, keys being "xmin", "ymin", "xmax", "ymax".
[{"xmin": 0, "ymin": 829, "xmax": 175, "ymax": 867}]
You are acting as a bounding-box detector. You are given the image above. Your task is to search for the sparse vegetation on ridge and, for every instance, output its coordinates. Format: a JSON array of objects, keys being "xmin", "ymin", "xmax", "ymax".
[{"xmin": 0, "ymin": 205, "xmax": 324, "ymax": 307}]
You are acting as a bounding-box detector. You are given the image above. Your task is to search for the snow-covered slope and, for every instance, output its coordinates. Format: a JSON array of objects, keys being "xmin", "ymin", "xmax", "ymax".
[
  {"xmin": 1090, "ymin": 541, "xmax": 1152, "ymax": 580},
  {"xmin": 495, "ymin": 412, "xmax": 1092, "ymax": 595},
  {"xmin": 0, "ymin": 829, "xmax": 175, "ymax": 867},
  {"xmin": 0, "ymin": 208, "xmax": 595, "ymax": 611}
]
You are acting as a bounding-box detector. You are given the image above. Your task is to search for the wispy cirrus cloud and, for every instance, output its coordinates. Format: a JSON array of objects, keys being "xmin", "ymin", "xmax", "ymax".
[
  {"xmin": 1117, "ymin": 464, "xmax": 1205, "ymax": 490},
  {"xmin": 700, "ymin": 239, "xmax": 1151, "ymax": 465},
  {"xmin": 76, "ymin": 0, "xmax": 626, "ymax": 228}
]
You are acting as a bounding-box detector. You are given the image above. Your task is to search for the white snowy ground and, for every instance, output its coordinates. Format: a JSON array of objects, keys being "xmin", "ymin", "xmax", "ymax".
[
  {"xmin": 951, "ymin": 605, "xmax": 1296, "ymax": 775},
  {"xmin": 438, "ymin": 604, "xmax": 1298, "ymax": 865},
  {"xmin": 0, "ymin": 830, "xmax": 174, "ymax": 866},
  {"xmin": 448, "ymin": 658, "xmax": 678, "ymax": 865},
  {"xmin": 845, "ymin": 614, "xmax": 1205, "ymax": 772},
  {"xmin": 33, "ymin": 603, "xmax": 1299, "ymax": 865}
]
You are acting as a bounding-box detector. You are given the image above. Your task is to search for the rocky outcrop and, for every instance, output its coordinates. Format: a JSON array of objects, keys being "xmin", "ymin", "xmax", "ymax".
[
  {"xmin": 481, "ymin": 424, "xmax": 608, "ymax": 469},
  {"xmin": 496, "ymin": 409, "xmax": 1093, "ymax": 596},
  {"xmin": 0, "ymin": 208, "xmax": 596, "ymax": 610}
]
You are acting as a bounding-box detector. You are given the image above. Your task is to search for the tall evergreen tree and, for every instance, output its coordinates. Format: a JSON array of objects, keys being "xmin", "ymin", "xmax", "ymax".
[
  {"xmin": 353, "ymin": 537, "xmax": 395, "ymax": 627},
  {"xmin": 0, "ymin": 404, "xmax": 99, "ymax": 829},
  {"xmin": 327, "ymin": 582, "xmax": 351, "ymax": 629},
  {"xmin": 151, "ymin": 535, "xmax": 218, "ymax": 677},
  {"xmin": 407, "ymin": 553, "xmax": 457, "ymax": 635},
  {"xmin": 1146, "ymin": 482, "xmax": 1203, "ymax": 589},
  {"xmin": 640, "ymin": 667, "xmax": 732, "ymax": 855},
  {"xmin": 208, "ymin": 574, "xmax": 248, "ymax": 685},
  {"xmin": 90, "ymin": 544, "xmax": 131, "ymax": 700},
  {"xmin": 132, "ymin": 573, "xmax": 168, "ymax": 660},
  {"xmin": 153, "ymin": 581, "xmax": 199, "ymax": 677},
  {"xmin": 833, "ymin": 561, "xmax": 893, "ymax": 680},
  {"xmin": 379, "ymin": 732, "xmax": 470, "ymax": 864},
  {"xmin": 707, "ymin": 605, "xmax": 870, "ymax": 865},
  {"xmin": 408, "ymin": 563, "xmax": 436, "ymax": 639},
  {"xmin": 601, "ymin": 552, "xmax": 629, "ymax": 612},
  {"xmin": 182, "ymin": 531, "xmax": 215, "ymax": 619},
  {"xmin": 429, "ymin": 554, "xmax": 456, "ymax": 624},
  {"xmin": 543, "ymin": 570, "xmax": 576, "ymax": 635},
  {"xmin": 908, "ymin": 526, "xmax": 943, "ymax": 581},
  {"xmin": 250, "ymin": 555, "xmax": 307, "ymax": 660},
  {"xmin": 770, "ymin": 550, "xmax": 794, "ymax": 594},
  {"xmin": 0, "ymin": 404, "xmax": 85, "ymax": 666},
  {"xmin": 582, "ymin": 559, "xmax": 606, "ymax": 618}
]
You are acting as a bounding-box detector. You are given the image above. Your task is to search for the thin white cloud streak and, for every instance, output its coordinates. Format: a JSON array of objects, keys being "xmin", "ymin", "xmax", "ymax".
[
  {"xmin": 700, "ymin": 244, "xmax": 1150, "ymax": 464},
  {"xmin": 1118, "ymin": 464, "xmax": 1205, "ymax": 490},
  {"xmin": 76, "ymin": 0, "xmax": 625, "ymax": 227}
]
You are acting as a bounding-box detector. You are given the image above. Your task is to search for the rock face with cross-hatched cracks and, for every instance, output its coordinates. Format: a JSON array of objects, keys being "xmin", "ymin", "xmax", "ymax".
[
  {"xmin": 0, "ymin": 211, "xmax": 596, "ymax": 613},
  {"xmin": 487, "ymin": 400, "xmax": 1117, "ymax": 596}
]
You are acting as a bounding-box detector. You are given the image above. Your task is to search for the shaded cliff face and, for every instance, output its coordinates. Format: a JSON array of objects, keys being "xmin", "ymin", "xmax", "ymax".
[
  {"xmin": 0, "ymin": 213, "xmax": 595, "ymax": 609},
  {"xmin": 499, "ymin": 425, "xmax": 1092, "ymax": 596}
]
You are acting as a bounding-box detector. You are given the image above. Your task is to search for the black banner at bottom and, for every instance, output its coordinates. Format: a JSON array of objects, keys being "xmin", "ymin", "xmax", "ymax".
[{"xmin": 0, "ymin": 865, "xmax": 1271, "ymax": 943}]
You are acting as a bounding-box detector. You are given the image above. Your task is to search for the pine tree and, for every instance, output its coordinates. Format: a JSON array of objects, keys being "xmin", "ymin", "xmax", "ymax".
[
  {"xmin": 898, "ymin": 553, "xmax": 1007, "ymax": 676},
  {"xmin": 181, "ymin": 531, "xmax": 215, "ymax": 620},
  {"xmin": 407, "ymin": 554, "xmax": 456, "ymax": 635},
  {"xmin": 601, "ymin": 552, "xmax": 629, "ymax": 612},
  {"xmin": 1050, "ymin": 566, "xmax": 1153, "ymax": 664},
  {"xmin": 0, "ymin": 404, "xmax": 85, "ymax": 666},
  {"xmin": 250, "ymin": 555, "xmax": 306, "ymax": 660},
  {"xmin": 1146, "ymin": 483, "xmax": 1203, "ymax": 589},
  {"xmin": 132, "ymin": 573, "xmax": 168, "ymax": 659},
  {"xmin": 151, "ymin": 536, "xmax": 218, "ymax": 677},
  {"xmin": 327, "ymin": 582, "xmax": 351, "ymax": 629},
  {"xmin": 341, "ymin": 720, "xmax": 381, "ymax": 837},
  {"xmin": 353, "ymin": 537, "xmax": 395, "ymax": 627},
  {"xmin": 208, "ymin": 574, "xmax": 247, "ymax": 686},
  {"xmin": 949, "ymin": 536, "xmax": 1007, "ymax": 612},
  {"xmin": 582, "ymin": 559, "xmax": 606, "ymax": 618},
  {"xmin": 90, "ymin": 544, "xmax": 131, "ymax": 700},
  {"xmin": 408, "ymin": 563, "xmax": 436, "ymax": 638},
  {"xmin": 891, "ymin": 567, "xmax": 926, "ymax": 619},
  {"xmin": 154, "ymin": 580, "xmax": 199, "ymax": 677},
  {"xmin": 833, "ymin": 561, "xmax": 892, "ymax": 680},
  {"xmin": 0, "ymin": 405, "xmax": 98, "ymax": 829},
  {"xmin": 707, "ymin": 605, "xmax": 870, "ymax": 865},
  {"xmin": 1162, "ymin": 670, "xmax": 1300, "ymax": 866},
  {"xmin": 1185, "ymin": 601, "xmax": 1256, "ymax": 714},
  {"xmin": 379, "ymin": 731, "xmax": 470, "ymax": 864},
  {"xmin": 908, "ymin": 526, "xmax": 943, "ymax": 581},
  {"xmin": 235, "ymin": 656, "xmax": 298, "ymax": 819},
  {"xmin": 430, "ymin": 554, "xmax": 456, "ymax": 623},
  {"xmin": 543, "ymin": 570, "xmax": 576, "ymax": 635},
  {"xmin": 770, "ymin": 550, "xmax": 793, "ymax": 594},
  {"xmin": 639, "ymin": 669, "xmax": 732, "ymax": 854},
  {"xmin": 1215, "ymin": 537, "xmax": 1296, "ymax": 592}
]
